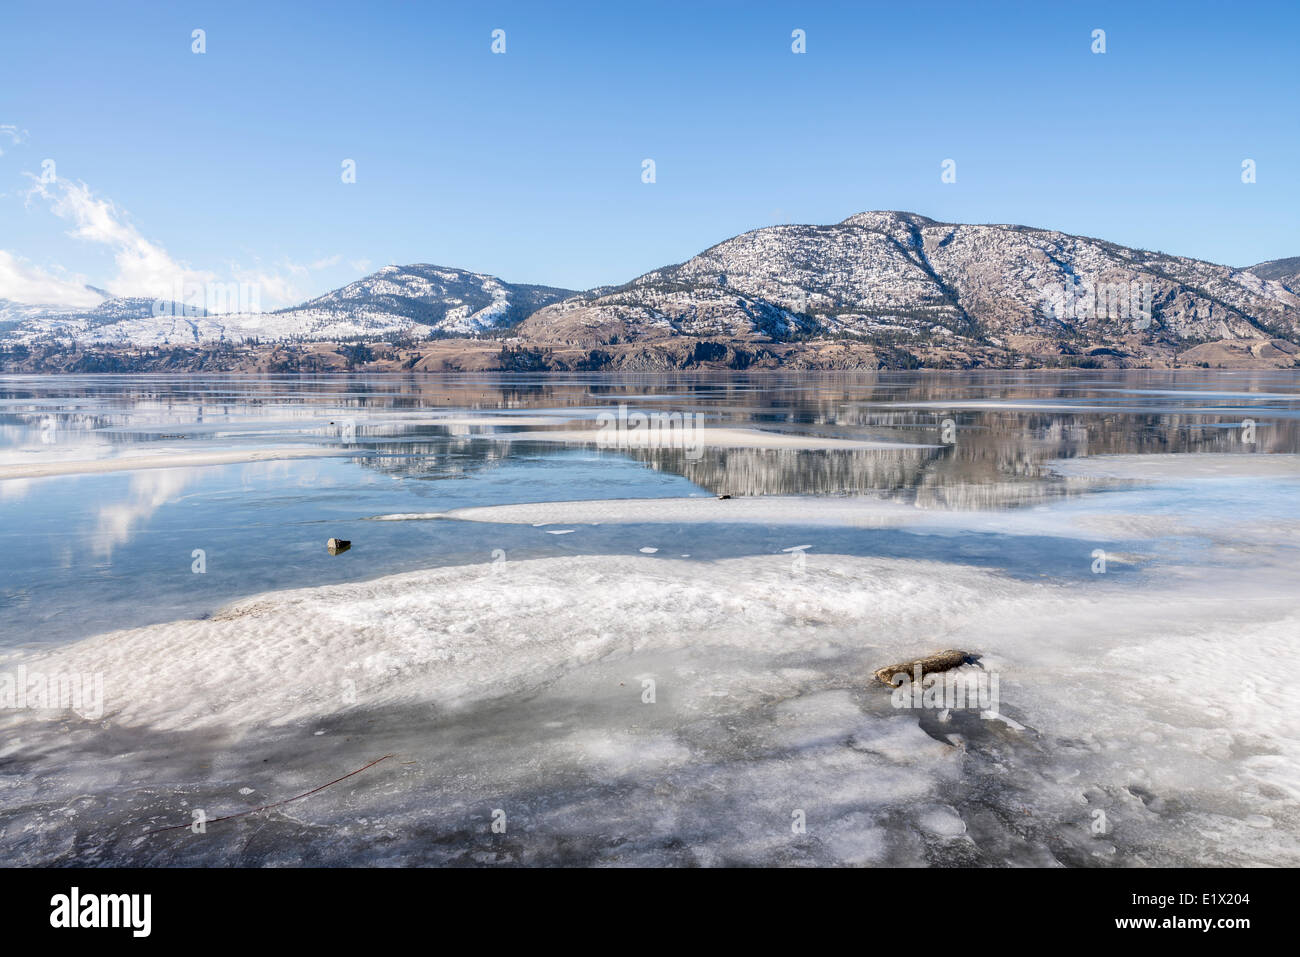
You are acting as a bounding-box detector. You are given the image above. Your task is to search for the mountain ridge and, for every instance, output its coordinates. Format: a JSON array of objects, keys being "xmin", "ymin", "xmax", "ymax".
[{"xmin": 3, "ymin": 211, "xmax": 1297, "ymax": 371}]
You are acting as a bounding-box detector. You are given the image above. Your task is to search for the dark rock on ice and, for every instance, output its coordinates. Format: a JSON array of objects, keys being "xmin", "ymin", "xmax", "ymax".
[{"xmin": 874, "ymin": 649, "xmax": 972, "ymax": 686}]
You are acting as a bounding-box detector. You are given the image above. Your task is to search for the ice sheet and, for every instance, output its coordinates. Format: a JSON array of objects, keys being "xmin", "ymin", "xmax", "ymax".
[
  {"xmin": 0, "ymin": 447, "xmax": 352, "ymax": 480},
  {"xmin": 1047, "ymin": 452, "xmax": 1300, "ymax": 480},
  {"xmin": 3, "ymin": 548, "xmax": 1297, "ymax": 866}
]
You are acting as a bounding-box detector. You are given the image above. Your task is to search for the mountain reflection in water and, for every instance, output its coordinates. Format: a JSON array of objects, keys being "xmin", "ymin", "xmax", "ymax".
[{"xmin": 3, "ymin": 370, "xmax": 1297, "ymax": 507}]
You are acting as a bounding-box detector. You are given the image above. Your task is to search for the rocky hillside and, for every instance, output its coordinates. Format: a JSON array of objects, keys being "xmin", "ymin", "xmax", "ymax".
[
  {"xmin": 3, "ymin": 213, "xmax": 1297, "ymax": 370},
  {"xmin": 1249, "ymin": 257, "xmax": 1300, "ymax": 286},
  {"xmin": 519, "ymin": 212, "xmax": 1299, "ymax": 354},
  {"xmin": 278, "ymin": 265, "xmax": 574, "ymax": 338}
]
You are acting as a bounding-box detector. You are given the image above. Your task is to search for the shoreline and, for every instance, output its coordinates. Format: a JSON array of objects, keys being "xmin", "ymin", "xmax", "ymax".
[{"xmin": 4, "ymin": 333, "xmax": 1299, "ymax": 375}]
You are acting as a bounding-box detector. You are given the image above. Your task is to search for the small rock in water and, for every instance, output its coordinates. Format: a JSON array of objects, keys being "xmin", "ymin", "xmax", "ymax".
[
  {"xmin": 873, "ymin": 649, "xmax": 971, "ymax": 686},
  {"xmin": 327, "ymin": 538, "xmax": 352, "ymax": 554}
]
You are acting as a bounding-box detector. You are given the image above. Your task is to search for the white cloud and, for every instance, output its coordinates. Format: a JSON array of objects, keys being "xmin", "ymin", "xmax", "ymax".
[
  {"xmin": 7, "ymin": 174, "xmax": 359, "ymax": 312},
  {"xmin": 0, "ymin": 250, "xmax": 102, "ymax": 308},
  {"xmin": 0, "ymin": 124, "xmax": 28, "ymax": 156},
  {"xmin": 231, "ymin": 266, "xmax": 299, "ymax": 311},
  {"xmin": 222, "ymin": 255, "xmax": 353, "ymax": 312},
  {"xmin": 25, "ymin": 177, "xmax": 217, "ymax": 302}
]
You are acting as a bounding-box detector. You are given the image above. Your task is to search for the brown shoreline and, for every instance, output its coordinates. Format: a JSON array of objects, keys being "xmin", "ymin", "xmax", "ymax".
[{"xmin": 2, "ymin": 333, "xmax": 1298, "ymax": 374}]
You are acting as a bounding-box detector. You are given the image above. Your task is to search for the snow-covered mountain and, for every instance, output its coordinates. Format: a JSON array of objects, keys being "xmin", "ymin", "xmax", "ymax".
[
  {"xmin": 4, "ymin": 265, "xmax": 574, "ymax": 348},
  {"xmin": 519, "ymin": 212, "xmax": 1300, "ymax": 348},
  {"xmin": 3, "ymin": 216, "xmax": 1296, "ymax": 361},
  {"xmin": 2, "ymin": 295, "xmax": 208, "ymax": 344},
  {"xmin": 270, "ymin": 265, "xmax": 575, "ymax": 338},
  {"xmin": 0, "ymin": 299, "xmax": 63, "ymax": 330}
]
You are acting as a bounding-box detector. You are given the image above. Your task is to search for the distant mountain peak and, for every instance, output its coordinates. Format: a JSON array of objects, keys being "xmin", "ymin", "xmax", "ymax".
[
  {"xmin": 838, "ymin": 210, "xmax": 940, "ymax": 230},
  {"xmin": 519, "ymin": 213, "xmax": 1300, "ymax": 352}
]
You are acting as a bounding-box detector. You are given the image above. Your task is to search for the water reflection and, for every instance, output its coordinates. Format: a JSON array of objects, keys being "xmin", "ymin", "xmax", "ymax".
[
  {"xmin": 2, "ymin": 371, "xmax": 1298, "ymax": 507},
  {"xmin": 2, "ymin": 371, "xmax": 1298, "ymax": 646},
  {"xmin": 94, "ymin": 467, "xmax": 203, "ymax": 557}
]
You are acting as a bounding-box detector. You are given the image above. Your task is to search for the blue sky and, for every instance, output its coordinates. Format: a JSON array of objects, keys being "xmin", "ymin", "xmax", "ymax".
[{"xmin": 1, "ymin": 0, "xmax": 1296, "ymax": 308}]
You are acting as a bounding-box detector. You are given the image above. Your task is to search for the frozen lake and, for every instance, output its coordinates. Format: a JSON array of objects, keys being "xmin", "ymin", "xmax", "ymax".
[{"xmin": 1, "ymin": 371, "xmax": 1298, "ymax": 866}]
